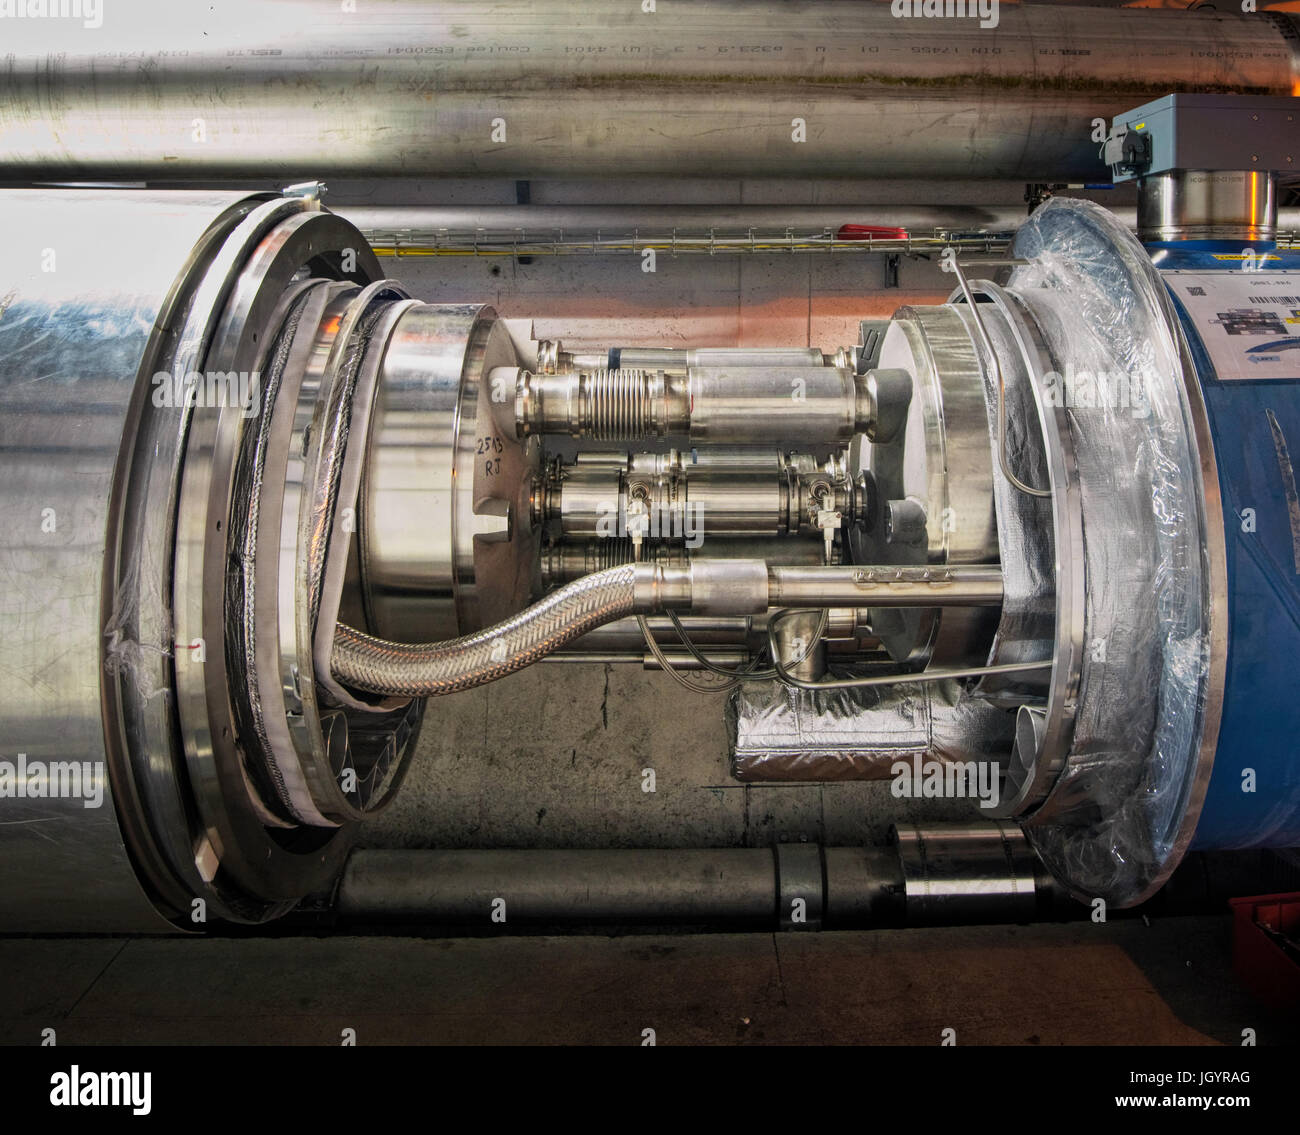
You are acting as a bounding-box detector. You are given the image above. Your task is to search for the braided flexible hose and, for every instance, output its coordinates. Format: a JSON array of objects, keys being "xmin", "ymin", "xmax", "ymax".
[{"xmin": 331, "ymin": 564, "xmax": 640, "ymax": 697}]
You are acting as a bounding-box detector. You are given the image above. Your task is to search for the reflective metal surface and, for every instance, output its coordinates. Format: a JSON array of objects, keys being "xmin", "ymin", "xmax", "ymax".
[
  {"xmin": 171, "ymin": 204, "xmax": 386, "ymax": 914},
  {"xmin": 0, "ymin": 188, "xmax": 442, "ymax": 930},
  {"xmin": 0, "ymin": 190, "xmax": 260, "ymax": 931},
  {"xmin": 2, "ymin": 3, "xmax": 1296, "ymax": 181},
  {"xmin": 860, "ymin": 306, "xmax": 1000, "ymax": 669},
  {"xmin": 893, "ymin": 822, "xmax": 1053, "ymax": 923},
  {"xmin": 1006, "ymin": 198, "xmax": 1225, "ymax": 907},
  {"xmin": 1137, "ymin": 170, "xmax": 1278, "ymax": 243},
  {"xmin": 688, "ymin": 367, "xmax": 860, "ymax": 448}
]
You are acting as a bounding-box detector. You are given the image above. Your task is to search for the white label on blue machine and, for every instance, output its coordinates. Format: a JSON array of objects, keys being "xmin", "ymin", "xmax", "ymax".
[{"xmin": 1163, "ymin": 267, "xmax": 1300, "ymax": 382}]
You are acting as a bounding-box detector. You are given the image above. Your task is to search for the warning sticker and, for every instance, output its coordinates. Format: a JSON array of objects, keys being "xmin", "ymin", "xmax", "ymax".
[{"xmin": 1163, "ymin": 270, "xmax": 1300, "ymax": 382}]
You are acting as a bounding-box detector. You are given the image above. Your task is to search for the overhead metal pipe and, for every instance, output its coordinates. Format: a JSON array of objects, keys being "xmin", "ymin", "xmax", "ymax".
[{"xmin": 3, "ymin": 3, "xmax": 1296, "ymax": 182}]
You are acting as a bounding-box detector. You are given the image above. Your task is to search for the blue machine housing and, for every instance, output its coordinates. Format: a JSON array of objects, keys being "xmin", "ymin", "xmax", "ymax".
[{"xmin": 1149, "ymin": 239, "xmax": 1300, "ymax": 848}]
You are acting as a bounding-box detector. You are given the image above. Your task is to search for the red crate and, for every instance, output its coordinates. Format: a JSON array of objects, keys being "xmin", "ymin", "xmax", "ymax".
[{"xmin": 1229, "ymin": 891, "xmax": 1300, "ymax": 1009}]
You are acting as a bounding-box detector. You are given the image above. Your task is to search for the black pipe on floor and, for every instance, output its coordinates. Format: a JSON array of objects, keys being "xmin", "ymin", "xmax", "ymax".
[{"xmin": 333, "ymin": 824, "xmax": 1073, "ymax": 931}]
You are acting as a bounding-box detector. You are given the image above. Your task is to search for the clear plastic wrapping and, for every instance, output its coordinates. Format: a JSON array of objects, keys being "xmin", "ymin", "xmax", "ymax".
[
  {"xmin": 955, "ymin": 289, "xmax": 1056, "ymax": 704},
  {"xmin": 1007, "ymin": 198, "xmax": 1213, "ymax": 906}
]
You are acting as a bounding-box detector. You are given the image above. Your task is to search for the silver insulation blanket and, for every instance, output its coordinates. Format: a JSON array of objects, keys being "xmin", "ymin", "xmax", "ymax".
[{"xmin": 730, "ymin": 679, "xmax": 1013, "ymax": 782}]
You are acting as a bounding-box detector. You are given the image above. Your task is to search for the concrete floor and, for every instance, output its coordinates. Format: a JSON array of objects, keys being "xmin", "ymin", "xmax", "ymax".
[
  {"xmin": 1, "ymin": 916, "xmax": 1291, "ymax": 1046},
  {"xmin": 363, "ymin": 662, "xmax": 973, "ymax": 851}
]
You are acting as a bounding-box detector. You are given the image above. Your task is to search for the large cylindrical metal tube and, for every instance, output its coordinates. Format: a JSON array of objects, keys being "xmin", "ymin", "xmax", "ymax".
[{"xmin": 4, "ymin": 3, "xmax": 1295, "ymax": 182}]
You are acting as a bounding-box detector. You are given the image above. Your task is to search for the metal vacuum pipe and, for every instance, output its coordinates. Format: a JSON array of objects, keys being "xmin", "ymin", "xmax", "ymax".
[
  {"xmin": 515, "ymin": 365, "xmax": 872, "ymax": 443},
  {"xmin": 3, "ymin": 3, "xmax": 1296, "ymax": 182}
]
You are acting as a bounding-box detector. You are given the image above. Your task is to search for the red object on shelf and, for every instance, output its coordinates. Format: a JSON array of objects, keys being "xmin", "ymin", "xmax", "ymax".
[
  {"xmin": 836, "ymin": 224, "xmax": 910, "ymax": 241},
  {"xmin": 1228, "ymin": 891, "xmax": 1300, "ymax": 1009}
]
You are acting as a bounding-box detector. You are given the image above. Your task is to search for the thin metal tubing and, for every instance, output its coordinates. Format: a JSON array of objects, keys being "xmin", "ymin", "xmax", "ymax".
[{"xmin": 767, "ymin": 609, "xmax": 1052, "ymax": 690}]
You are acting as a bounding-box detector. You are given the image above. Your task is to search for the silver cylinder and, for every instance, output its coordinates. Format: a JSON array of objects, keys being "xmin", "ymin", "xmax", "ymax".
[
  {"xmin": 1137, "ymin": 170, "xmax": 1278, "ymax": 243},
  {"xmin": 3, "ymin": 4, "xmax": 1296, "ymax": 181},
  {"xmin": 773, "ymin": 610, "xmax": 828, "ymax": 683},
  {"xmin": 516, "ymin": 368, "xmax": 689, "ymax": 440},
  {"xmin": 688, "ymin": 366, "xmax": 861, "ymax": 445},
  {"xmin": 768, "ymin": 565, "xmax": 1005, "ymax": 608},
  {"xmin": 361, "ymin": 304, "xmax": 535, "ymax": 641},
  {"xmin": 892, "ymin": 822, "xmax": 1058, "ymax": 924},
  {"xmin": 611, "ymin": 347, "xmax": 826, "ymax": 373},
  {"xmin": 552, "ymin": 457, "xmax": 799, "ymax": 541}
]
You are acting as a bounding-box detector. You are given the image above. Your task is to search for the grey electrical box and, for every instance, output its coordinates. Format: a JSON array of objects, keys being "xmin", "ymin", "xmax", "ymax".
[{"xmin": 1105, "ymin": 93, "xmax": 1298, "ymax": 182}]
